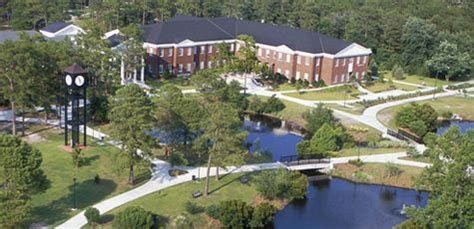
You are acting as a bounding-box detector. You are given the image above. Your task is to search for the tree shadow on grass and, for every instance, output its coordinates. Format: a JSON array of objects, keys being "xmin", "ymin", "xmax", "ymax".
[
  {"xmin": 82, "ymin": 155, "xmax": 100, "ymax": 166},
  {"xmin": 30, "ymin": 179, "xmax": 118, "ymax": 225},
  {"xmin": 208, "ymin": 174, "xmax": 244, "ymax": 195}
]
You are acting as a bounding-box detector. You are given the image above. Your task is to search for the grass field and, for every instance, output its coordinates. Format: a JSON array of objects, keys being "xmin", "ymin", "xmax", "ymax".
[
  {"xmin": 326, "ymin": 103, "xmax": 366, "ymax": 115},
  {"xmin": 104, "ymin": 172, "xmax": 260, "ymax": 227},
  {"xmin": 146, "ymin": 77, "xmax": 195, "ymax": 90},
  {"xmin": 331, "ymin": 163, "xmax": 424, "ymax": 189},
  {"xmin": 333, "ymin": 147, "xmax": 407, "ymax": 158},
  {"xmin": 272, "ymin": 83, "xmax": 298, "ymax": 91},
  {"xmin": 377, "ymin": 96, "xmax": 474, "ymax": 129},
  {"xmin": 363, "ymin": 81, "xmax": 419, "ymax": 93},
  {"xmin": 383, "ymin": 71, "xmax": 457, "ymax": 87},
  {"xmin": 284, "ymin": 85, "xmax": 361, "ymax": 101},
  {"xmin": 26, "ymin": 127, "xmax": 150, "ymax": 226},
  {"xmin": 254, "ymin": 95, "xmax": 309, "ymax": 126}
]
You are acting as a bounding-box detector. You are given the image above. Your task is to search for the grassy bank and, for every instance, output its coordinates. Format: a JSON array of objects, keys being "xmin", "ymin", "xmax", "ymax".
[
  {"xmin": 383, "ymin": 72, "xmax": 457, "ymax": 87},
  {"xmin": 146, "ymin": 77, "xmax": 195, "ymax": 90},
  {"xmin": 377, "ymin": 96, "xmax": 474, "ymax": 129},
  {"xmin": 26, "ymin": 127, "xmax": 149, "ymax": 226},
  {"xmin": 103, "ymin": 172, "xmax": 262, "ymax": 227},
  {"xmin": 331, "ymin": 163, "xmax": 424, "ymax": 189},
  {"xmin": 363, "ymin": 81, "xmax": 419, "ymax": 93},
  {"xmin": 333, "ymin": 147, "xmax": 407, "ymax": 158},
  {"xmin": 283, "ymin": 85, "xmax": 361, "ymax": 101}
]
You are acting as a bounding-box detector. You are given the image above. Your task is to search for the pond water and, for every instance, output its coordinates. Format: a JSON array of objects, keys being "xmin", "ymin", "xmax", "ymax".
[
  {"xmin": 273, "ymin": 178, "xmax": 428, "ymax": 229},
  {"xmin": 243, "ymin": 115, "xmax": 303, "ymax": 162},
  {"xmin": 436, "ymin": 121, "xmax": 474, "ymax": 135}
]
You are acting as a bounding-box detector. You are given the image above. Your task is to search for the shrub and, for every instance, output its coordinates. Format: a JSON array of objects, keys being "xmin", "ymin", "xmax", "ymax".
[
  {"xmin": 114, "ymin": 206, "xmax": 154, "ymax": 229},
  {"xmin": 385, "ymin": 163, "xmax": 402, "ymax": 178},
  {"xmin": 215, "ymin": 200, "xmax": 253, "ymax": 228},
  {"xmin": 422, "ymin": 132, "xmax": 438, "ymax": 146},
  {"xmin": 162, "ymin": 71, "xmax": 176, "ymax": 80},
  {"xmin": 264, "ymin": 96, "xmax": 285, "ymax": 113},
  {"xmin": 167, "ymin": 153, "xmax": 188, "ymax": 166},
  {"xmin": 348, "ymin": 159, "xmax": 364, "ymax": 167},
  {"xmin": 84, "ymin": 207, "xmax": 100, "ymax": 226},
  {"xmin": 206, "ymin": 204, "xmax": 220, "ymax": 219},
  {"xmin": 311, "ymin": 80, "xmax": 326, "ymax": 88},
  {"xmin": 406, "ymin": 146, "xmax": 419, "ymax": 158},
  {"xmin": 392, "ymin": 65, "xmax": 405, "ymax": 80},
  {"xmin": 409, "ymin": 120, "xmax": 428, "ymax": 137},
  {"xmin": 254, "ymin": 170, "xmax": 308, "ymax": 200},
  {"xmin": 366, "ymin": 133, "xmax": 381, "ymax": 148},
  {"xmin": 249, "ymin": 203, "xmax": 277, "ymax": 228},
  {"xmin": 440, "ymin": 111, "xmax": 453, "ymax": 119},
  {"xmin": 289, "ymin": 77, "xmax": 296, "ymax": 84},
  {"xmin": 172, "ymin": 214, "xmax": 192, "ymax": 228},
  {"xmin": 184, "ymin": 201, "xmax": 204, "ymax": 215},
  {"xmin": 354, "ymin": 171, "xmax": 369, "ymax": 182}
]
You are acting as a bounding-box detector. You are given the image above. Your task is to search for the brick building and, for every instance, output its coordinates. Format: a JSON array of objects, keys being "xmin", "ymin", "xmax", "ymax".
[{"xmin": 141, "ymin": 14, "xmax": 372, "ymax": 85}]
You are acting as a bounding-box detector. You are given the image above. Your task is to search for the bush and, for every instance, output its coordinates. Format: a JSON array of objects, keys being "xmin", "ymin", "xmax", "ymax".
[
  {"xmin": 184, "ymin": 201, "xmax": 204, "ymax": 215},
  {"xmin": 392, "ymin": 65, "xmax": 405, "ymax": 80},
  {"xmin": 264, "ymin": 96, "xmax": 285, "ymax": 113},
  {"xmin": 215, "ymin": 200, "xmax": 253, "ymax": 228},
  {"xmin": 311, "ymin": 80, "xmax": 326, "ymax": 88},
  {"xmin": 167, "ymin": 153, "xmax": 188, "ymax": 166},
  {"xmin": 385, "ymin": 163, "xmax": 402, "ymax": 178},
  {"xmin": 249, "ymin": 203, "xmax": 277, "ymax": 228},
  {"xmin": 406, "ymin": 146, "xmax": 419, "ymax": 158},
  {"xmin": 172, "ymin": 214, "xmax": 192, "ymax": 228},
  {"xmin": 84, "ymin": 207, "xmax": 100, "ymax": 226},
  {"xmin": 375, "ymin": 140, "xmax": 408, "ymax": 148},
  {"xmin": 409, "ymin": 120, "xmax": 428, "ymax": 137},
  {"xmin": 162, "ymin": 71, "xmax": 176, "ymax": 80},
  {"xmin": 422, "ymin": 132, "xmax": 438, "ymax": 146},
  {"xmin": 254, "ymin": 170, "xmax": 308, "ymax": 200},
  {"xmin": 348, "ymin": 159, "xmax": 364, "ymax": 167},
  {"xmin": 206, "ymin": 204, "xmax": 220, "ymax": 219},
  {"xmin": 114, "ymin": 206, "xmax": 154, "ymax": 229},
  {"xmin": 354, "ymin": 171, "xmax": 369, "ymax": 182},
  {"xmin": 440, "ymin": 111, "xmax": 453, "ymax": 119}
]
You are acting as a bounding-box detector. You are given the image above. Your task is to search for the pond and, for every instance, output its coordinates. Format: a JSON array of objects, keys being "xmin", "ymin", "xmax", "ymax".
[
  {"xmin": 436, "ymin": 121, "xmax": 474, "ymax": 135},
  {"xmin": 273, "ymin": 178, "xmax": 428, "ymax": 229},
  {"xmin": 244, "ymin": 115, "xmax": 303, "ymax": 162}
]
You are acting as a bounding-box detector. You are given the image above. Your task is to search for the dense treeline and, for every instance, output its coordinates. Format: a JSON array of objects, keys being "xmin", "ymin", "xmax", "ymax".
[{"xmin": 1, "ymin": 0, "xmax": 473, "ymax": 78}]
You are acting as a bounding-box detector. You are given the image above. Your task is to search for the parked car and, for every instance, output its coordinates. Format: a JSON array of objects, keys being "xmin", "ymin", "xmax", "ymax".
[{"xmin": 252, "ymin": 78, "xmax": 264, "ymax": 87}]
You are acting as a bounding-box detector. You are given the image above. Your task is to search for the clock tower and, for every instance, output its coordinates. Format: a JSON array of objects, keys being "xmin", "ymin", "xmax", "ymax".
[{"xmin": 63, "ymin": 64, "xmax": 88, "ymax": 147}]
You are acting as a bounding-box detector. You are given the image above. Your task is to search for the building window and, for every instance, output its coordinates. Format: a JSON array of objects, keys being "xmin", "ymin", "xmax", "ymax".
[
  {"xmin": 160, "ymin": 49, "xmax": 164, "ymax": 57},
  {"xmin": 285, "ymin": 70, "xmax": 290, "ymax": 77},
  {"xmin": 304, "ymin": 73, "xmax": 309, "ymax": 80},
  {"xmin": 236, "ymin": 43, "xmax": 240, "ymax": 51},
  {"xmin": 333, "ymin": 75, "xmax": 337, "ymax": 83},
  {"xmin": 168, "ymin": 64, "xmax": 172, "ymax": 72},
  {"xmin": 168, "ymin": 48, "xmax": 173, "ymax": 57},
  {"xmin": 305, "ymin": 57, "xmax": 309, "ymax": 66},
  {"xmin": 187, "ymin": 63, "xmax": 191, "ymax": 72},
  {"xmin": 277, "ymin": 68, "xmax": 281, "ymax": 73},
  {"xmin": 179, "ymin": 48, "xmax": 184, "ymax": 56},
  {"xmin": 208, "ymin": 61, "xmax": 212, "ymax": 68},
  {"xmin": 357, "ymin": 56, "xmax": 360, "ymax": 64},
  {"xmin": 273, "ymin": 51, "xmax": 277, "ymax": 60},
  {"xmin": 200, "ymin": 46, "xmax": 205, "ymax": 54},
  {"xmin": 208, "ymin": 46, "xmax": 212, "ymax": 54},
  {"xmin": 278, "ymin": 52, "xmax": 283, "ymax": 60},
  {"xmin": 315, "ymin": 73, "xmax": 319, "ymax": 81},
  {"xmin": 340, "ymin": 74, "xmax": 345, "ymax": 82},
  {"xmin": 315, "ymin": 57, "xmax": 320, "ymax": 67},
  {"xmin": 363, "ymin": 56, "xmax": 367, "ymax": 64},
  {"xmin": 187, "ymin": 48, "xmax": 192, "ymax": 56},
  {"xmin": 200, "ymin": 61, "xmax": 204, "ymax": 69},
  {"xmin": 258, "ymin": 48, "xmax": 262, "ymax": 56},
  {"xmin": 230, "ymin": 44, "xmax": 234, "ymax": 52},
  {"xmin": 286, "ymin": 54, "xmax": 291, "ymax": 63},
  {"xmin": 297, "ymin": 56, "xmax": 301, "ymax": 64},
  {"xmin": 265, "ymin": 49, "xmax": 270, "ymax": 58},
  {"xmin": 178, "ymin": 64, "xmax": 183, "ymax": 73},
  {"xmin": 159, "ymin": 64, "xmax": 164, "ymax": 73},
  {"xmin": 335, "ymin": 59, "xmax": 339, "ymax": 67},
  {"xmin": 296, "ymin": 71, "xmax": 301, "ymax": 79},
  {"xmin": 148, "ymin": 64, "xmax": 152, "ymax": 72},
  {"xmin": 355, "ymin": 72, "xmax": 359, "ymax": 79},
  {"xmin": 343, "ymin": 58, "xmax": 346, "ymax": 66}
]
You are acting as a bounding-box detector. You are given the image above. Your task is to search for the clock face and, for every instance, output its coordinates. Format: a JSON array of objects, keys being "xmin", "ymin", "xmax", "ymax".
[
  {"xmin": 75, "ymin": 75, "xmax": 85, "ymax": 87},
  {"xmin": 65, "ymin": 75, "xmax": 73, "ymax": 86}
]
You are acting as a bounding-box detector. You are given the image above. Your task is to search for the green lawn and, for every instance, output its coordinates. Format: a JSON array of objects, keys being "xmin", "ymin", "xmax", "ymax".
[
  {"xmin": 254, "ymin": 95, "xmax": 309, "ymax": 126},
  {"xmin": 284, "ymin": 85, "xmax": 361, "ymax": 101},
  {"xmin": 363, "ymin": 81, "xmax": 419, "ymax": 93},
  {"xmin": 383, "ymin": 71, "xmax": 457, "ymax": 87},
  {"xmin": 146, "ymin": 77, "xmax": 195, "ymax": 90},
  {"xmin": 272, "ymin": 83, "xmax": 298, "ymax": 91},
  {"xmin": 27, "ymin": 128, "xmax": 150, "ymax": 226},
  {"xmin": 333, "ymin": 147, "xmax": 407, "ymax": 158},
  {"xmin": 377, "ymin": 96, "xmax": 474, "ymax": 129},
  {"xmin": 326, "ymin": 103, "xmax": 366, "ymax": 115},
  {"xmin": 399, "ymin": 156, "xmax": 432, "ymax": 164},
  {"xmin": 106, "ymin": 172, "xmax": 259, "ymax": 227}
]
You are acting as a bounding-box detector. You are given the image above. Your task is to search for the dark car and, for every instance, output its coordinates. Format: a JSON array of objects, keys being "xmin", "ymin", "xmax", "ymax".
[{"xmin": 252, "ymin": 78, "xmax": 264, "ymax": 87}]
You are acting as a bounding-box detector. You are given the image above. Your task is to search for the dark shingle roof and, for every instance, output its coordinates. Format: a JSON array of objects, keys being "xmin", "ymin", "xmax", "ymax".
[
  {"xmin": 142, "ymin": 15, "xmax": 353, "ymax": 54},
  {"xmin": 41, "ymin": 22, "xmax": 71, "ymax": 33},
  {"xmin": 0, "ymin": 30, "xmax": 39, "ymax": 43}
]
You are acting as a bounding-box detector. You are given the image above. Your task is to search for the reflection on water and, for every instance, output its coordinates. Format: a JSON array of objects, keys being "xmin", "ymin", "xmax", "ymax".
[
  {"xmin": 273, "ymin": 178, "xmax": 428, "ymax": 229},
  {"xmin": 437, "ymin": 121, "xmax": 474, "ymax": 135},
  {"xmin": 244, "ymin": 115, "xmax": 303, "ymax": 162}
]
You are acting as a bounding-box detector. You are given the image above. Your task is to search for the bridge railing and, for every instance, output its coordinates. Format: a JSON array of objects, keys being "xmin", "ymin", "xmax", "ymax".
[{"xmin": 280, "ymin": 155, "xmax": 331, "ymax": 166}]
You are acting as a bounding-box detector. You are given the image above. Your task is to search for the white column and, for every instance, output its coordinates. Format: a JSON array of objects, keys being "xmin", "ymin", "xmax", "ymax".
[
  {"xmin": 140, "ymin": 58, "xmax": 145, "ymax": 83},
  {"xmin": 133, "ymin": 69, "xmax": 137, "ymax": 82},
  {"xmin": 120, "ymin": 59, "xmax": 126, "ymax": 85}
]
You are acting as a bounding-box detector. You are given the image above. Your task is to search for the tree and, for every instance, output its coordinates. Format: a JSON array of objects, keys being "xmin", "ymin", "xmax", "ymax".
[
  {"xmin": 231, "ymin": 35, "xmax": 259, "ymax": 94},
  {"xmin": 302, "ymin": 103, "xmax": 336, "ymax": 138},
  {"xmin": 298, "ymin": 123, "xmax": 336, "ymax": 159},
  {"xmin": 401, "ymin": 17, "xmax": 439, "ymax": 74},
  {"xmin": 120, "ymin": 24, "xmax": 146, "ymax": 82},
  {"xmin": 392, "ymin": 65, "xmax": 405, "ymax": 80},
  {"xmin": 0, "ymin": 134, "xmax": 49, "ymax": 227},
  {"xmin": 108, "ymin": 84, "xmax": 157, "ymax": 185},
  {"xmin": 407, "ymin": 127, "xmax": 474, "ymax": 227},
  {"xmin": 199, "ymin": 102, "xmax": 247, "ymax": 195},
  {"xmin": 395, "ymin": 103, "xmax": 438, "ymax": 132},
  {"xmin": 426, "ymin": 41, "xmax": 472, "ymax": 81},
  {"xmin": 71, "ymin": 147, "xmax": 85, "ymax": 168},
  {"xmin": 214, "ymin": 200, "xmax": 253, "ymax": 228},
  {"xmin": 249, "ymin": 203, "xmax": 277, "ymax": 228},
  {"xmin": 114, "ymin": 206, "xmax": 154, "ymax": 229},
  {"xmin": 84, "ymin": 207, "xmax": 101, "ymax": 227}
]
